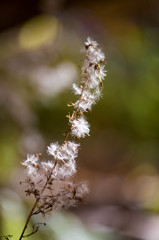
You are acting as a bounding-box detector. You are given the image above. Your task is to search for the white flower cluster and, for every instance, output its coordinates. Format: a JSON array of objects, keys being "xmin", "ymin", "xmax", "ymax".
[
  {"xmin": 23, "ymin": 37, "xmax": 106, "ymax": 182},
  {"xmin": 46, "ymin": 141, "xmax": 80, "ymax": 179},
  {"xmin": 22, "ymin": 154, "xmax": 39, "ymax": 177},
  {"xmin": 71, "ymin": 116, "xmax": 90, "ymax": 138},
  {"xmin": 22, "ymin": 37, "xmax": 106, "ymax": 214},
  {"xmin": 23, "ymin": 141, "xmax": 79, "ymax": 181},
  {"xmin": 70, "ymin": 37, "xmax": 106, "ymax": 137}
]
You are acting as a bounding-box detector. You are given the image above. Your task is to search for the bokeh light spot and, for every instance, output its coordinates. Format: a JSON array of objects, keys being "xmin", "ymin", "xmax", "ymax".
[{"xmin": 19, "ymin": 15, "xmax": 58, "ymax": 50}]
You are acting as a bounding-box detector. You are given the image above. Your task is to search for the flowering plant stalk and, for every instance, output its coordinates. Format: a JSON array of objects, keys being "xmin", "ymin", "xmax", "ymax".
[{"xmin": 19, "ymin": 37, "xmax": 106, "ymax": 239}]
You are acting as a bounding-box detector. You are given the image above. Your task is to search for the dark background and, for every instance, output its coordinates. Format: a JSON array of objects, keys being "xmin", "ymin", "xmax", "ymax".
[{"xmin": 0, "ymin": 0, "xmax": 159, "ymax": 239}]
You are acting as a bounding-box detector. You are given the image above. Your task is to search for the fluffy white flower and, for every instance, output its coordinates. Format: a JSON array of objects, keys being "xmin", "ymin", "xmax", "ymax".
[
  {"xmin": 77, "ymin": 100, "xmax": 93, "ymax": 112},
  {"xmin": 94, "ymin": 87, "xmax": 102, "ymax": 99},
  {"xmin": 71, "ymin": 116, "xmax": 90, "ymax": 138},
  {"xmin": 82, "ymin": 59, "xmax": 90, "ymax": 75},
  {"xmin": 99, "ymin": 65, "xmax": 107, "ymax": 80},
  {"xmin": 87, "ymin": 50, "xmax": 98, "ymax": 63},
  {"xmin": 61, "ymin": 141, "xmax": 80, "ymax": 160},
  {"xmin": 87, "ymin": 75, "xmax": 100, "ymax": 89},
  {"xmin": 85, "ymin": 37, "xmax": 98, "ymax": 48},
  {"xmin": 47, "ymin": 141, "xmax": 79, "ymax": 162},
  {"xmin": 72, "ymin": 83, "xmax": 82, "ymax": 95},
  {"xmin": 22, "ymin": 154, "xmax": 40, "ymax": 180},
  {"xmin": 52, "ymin": 159, "xmax": 76, "ymax": 180},
  {"xmin": 27, "ymin": 165, "xmax": 38, "ymax": 177},
  {"xmin": 41, "ymin": 161, "xmax": 54, "ymax": 172},
  {"xmin": 56, "ymin": 141, "xmax": 79, "ymax": 162},
  {"xmin": 23, "ymin": 154, "xmax": 39, "ymax": 165},
  {"xmin": 47, "ymin": 142, "xmax": 59, "ymax": 159},
  {"xmin": 82, "ymin": 65, "xmax": 99, "ymax": 88},
  {"xmin": 43, "ymin": 141, "xmax": 79, "ymax": 179},
  {"xmin": 95, "ymin": 49, "xmax": 105, "ymax": 62}
]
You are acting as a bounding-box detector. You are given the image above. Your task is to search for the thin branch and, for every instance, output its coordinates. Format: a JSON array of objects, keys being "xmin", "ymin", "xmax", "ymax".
[
  {"xmin": 0, "ymin": 235, "xmax": 12, "ymax": 240},
  {"xmin": 23, "ymin": 223, "xmax": 46, "ymax": 238},
  {"xmin": 19, "ymin": 200, "xmax": 39, "ymax": 240},
  {"xmin": 19, "ymin": 171, "xmax": 53, "ymax": 240}
]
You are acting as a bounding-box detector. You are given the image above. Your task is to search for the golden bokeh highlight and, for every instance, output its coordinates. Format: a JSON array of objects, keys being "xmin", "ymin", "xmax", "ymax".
[{"xmin": 19, "ymin": 15, "xmax": 58, "ymax": 50}]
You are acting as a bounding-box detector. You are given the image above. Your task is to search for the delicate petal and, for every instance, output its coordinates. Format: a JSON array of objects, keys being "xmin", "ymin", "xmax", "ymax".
[
  {"xmin": 23, "ymin": 154, "xmax": 39, "ymax": 166},
  {"xmin": 71, "ymin": 116, "xmax": 90, "ymax": 138},
  {"xmin": 41, "ymin": 161, "xmax": 54, "ymax": 172},
  {"xmin": 47, "ymin": 142, "xmax": 59, "ymax": 158},
  {"xmin": 100, "ymin": 65, "xmax": 107, "ymax": 79},
  {"xmin": 95, "ymin": 49, "xmax": 105, "ymax": 62},
  {"xmin": 72, "ymin": 83, "xmax": 82, "ymax": 95},
  {"xmin": 85, "ymin": 37, "xmax": 98, "ymax": 48},
  {"xmin": 51, "ymin": 159, "xmax": 76, "ymax": 180},
  {"xmin": 75, "ymin": 99, "xmax": 94, "ymax": 112}
]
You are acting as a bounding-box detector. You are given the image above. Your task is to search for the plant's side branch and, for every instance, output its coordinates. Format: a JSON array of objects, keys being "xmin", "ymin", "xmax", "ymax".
[
  {"xmin": 0, "ymin": 235, "xmax": 12, "ymax": 240},
  {"xmin": 23, "ymin": 223, "xmax": 46, "ymax": 238}
]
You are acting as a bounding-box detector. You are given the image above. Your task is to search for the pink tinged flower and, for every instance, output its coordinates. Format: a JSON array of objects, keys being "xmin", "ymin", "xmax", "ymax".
[
  {"xmin": 71, "ymin": 116, "xmax": 90, "ymax": 138},
  {"xmin": 76, "ymin": 182, "xmax": 89, "ymax": 199}
]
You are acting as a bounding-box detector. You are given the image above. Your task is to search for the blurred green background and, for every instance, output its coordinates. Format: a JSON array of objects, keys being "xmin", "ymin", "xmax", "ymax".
[{"xmin": 0, "ymin": 0, "xmax": 159, "ymax": 239}]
